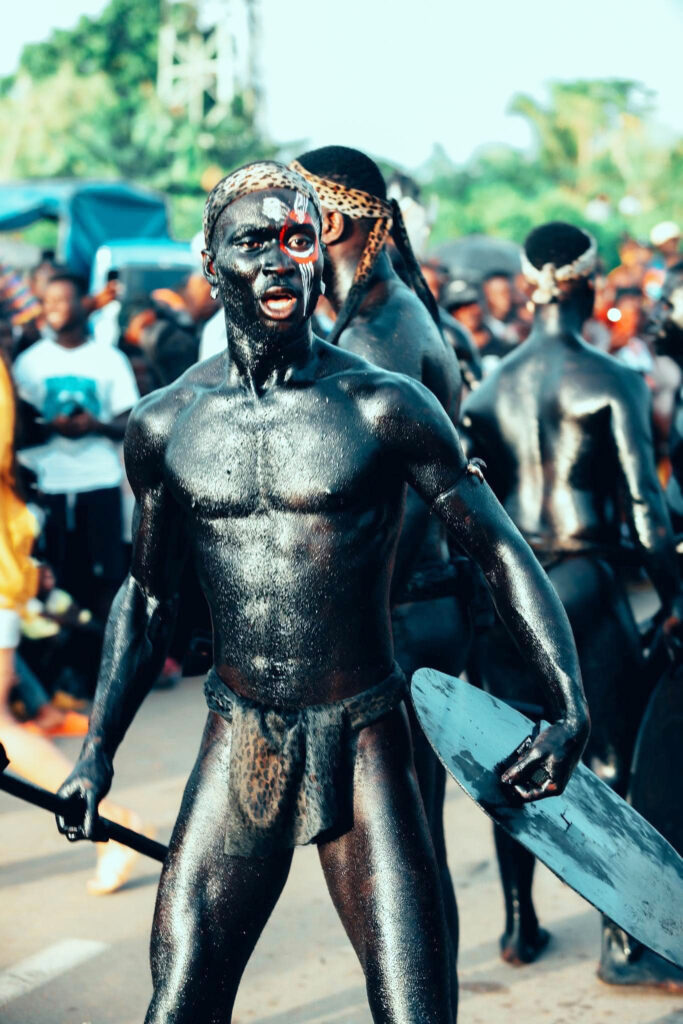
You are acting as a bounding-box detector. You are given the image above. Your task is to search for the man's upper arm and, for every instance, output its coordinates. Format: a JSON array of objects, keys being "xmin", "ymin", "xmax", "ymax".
[
  {"xmin": 608, "ymin": 372, "xmax": 672, "ymax": 545},
  {"xmin": 378, "ymin": 376, "xmax": 469, "ymax": 502},
  {"xmin": 124, "ymin": 398, "xmax": 186, "ymax": 599}
]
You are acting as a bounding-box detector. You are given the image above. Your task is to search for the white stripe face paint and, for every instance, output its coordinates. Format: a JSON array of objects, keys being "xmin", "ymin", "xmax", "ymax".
[
  {"xmin": 292, "ymin": 191, "xmax": 308, "ymax": 224},
  {"xmin": 294, "ymin": 192, "xmax": 313, "ymax": 313},
  {"xmin": 299, "ymin": 260, "xmax": 314, "ymax": 315},
  {"xmin": 0, "ymin": 939, "xmax": 107, "ymax": 1007},
  {"xmin": 274, "ymin": 191, "xmax": 319, "ymax": 316}
]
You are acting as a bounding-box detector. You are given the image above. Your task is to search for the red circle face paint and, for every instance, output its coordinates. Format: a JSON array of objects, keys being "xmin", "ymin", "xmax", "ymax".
[
  {"xmin": 278, "ymin": 192, "xmax": 319, "ymax": 314},
  {"xmin": 279, "ymin": 211, "xmax": 320, "ymax": 265}
]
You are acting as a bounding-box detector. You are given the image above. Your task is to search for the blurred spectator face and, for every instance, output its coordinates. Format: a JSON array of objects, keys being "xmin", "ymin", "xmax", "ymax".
[
  {"xmin": 420, "ymin": 262, "xmax": 447, "ymax": 303},
  {"xmin": 608, "ymin": 291, "xmax": 643, "ymax": 350},
  {"xmin": 43, "ymin": 280, "xmax": 83, "ymax": 333},
  {"xmin": 483, "ymin": 275, "xmax": 513, "ymax": 321},
  {"xmin": 451, "ymin": 302, "xmax": 483, "ymax": 335},
  {"xmin": 39, "ymin": 564, "xmax": 57, "ymax": 593},
  {"xmin": 618, "ymin": 238, "xmax": 641, "ymax": 268},
  {"xmin": 650, "ymin": 222, "xmax": 681, "ymax": 264},
  {"xmin": 660, "ymin": 236, "xmax": 681, "ymax": 261}
]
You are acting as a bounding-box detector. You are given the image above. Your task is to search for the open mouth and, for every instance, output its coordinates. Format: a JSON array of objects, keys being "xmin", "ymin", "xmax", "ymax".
[{"xmin": 259, "ymin": 288, "xmax": 298, "ymax": 321}]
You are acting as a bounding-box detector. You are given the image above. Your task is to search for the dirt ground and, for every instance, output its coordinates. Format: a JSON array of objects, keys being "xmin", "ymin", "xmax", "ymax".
[{"xmin": 1, "ymin": 668, "xmax": 681, "ymax": 1024}]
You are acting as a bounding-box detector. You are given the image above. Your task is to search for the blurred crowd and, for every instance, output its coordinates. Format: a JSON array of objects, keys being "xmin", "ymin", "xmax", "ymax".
[
  {"xmin": 421, "ymin": 220, "xmax": 683, "ymax": 471},
  {"xmin": 0, "ymin": 216, "xmax": 681, "ymax": 731}
]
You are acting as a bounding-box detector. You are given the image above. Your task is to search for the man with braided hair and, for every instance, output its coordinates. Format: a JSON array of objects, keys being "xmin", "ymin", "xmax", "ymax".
[
  {"xmin": 461, "ymin": 221, "xmax": 683, "ymax": 984},
  {"xmin": 292, "ymin": 146, "xmax": 471, "ymax": 977},
  {"xmin": 55, "ymin": 167, "xmax": 588, "ymax": 1023}
]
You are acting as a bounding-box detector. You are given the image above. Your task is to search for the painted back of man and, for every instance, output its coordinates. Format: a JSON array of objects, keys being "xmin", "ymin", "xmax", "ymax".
[{"xmin": 461, "ymin": 221, "xmax": 682, "ymax": 986}]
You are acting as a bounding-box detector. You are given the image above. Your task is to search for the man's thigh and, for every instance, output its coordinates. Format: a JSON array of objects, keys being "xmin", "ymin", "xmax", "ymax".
[
  {"xmin": 146, "ymin": 712, "xmax": 292, "ymax": 1023},
  {"xmin": 318, "ymin": 706, "xmax": 453, "ymax": 1024}
]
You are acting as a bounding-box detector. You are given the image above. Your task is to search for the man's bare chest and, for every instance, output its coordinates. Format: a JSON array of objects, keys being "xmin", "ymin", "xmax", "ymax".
[{"xmin": 164, "ymin": 388, "xmax": 384, "ymax": 517}]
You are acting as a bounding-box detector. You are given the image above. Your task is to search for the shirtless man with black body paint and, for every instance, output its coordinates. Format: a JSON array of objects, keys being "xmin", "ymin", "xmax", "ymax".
[
  {"xmin": 461, "ymin": 222, "xmax": 681, "ymax": 980},
  {"xmin": 292, "ymin": 147, "xmax": 471, "ymax": 973},
  {"xmin": 55, "ymin": 167, "xmax": 588, "ymax": 1024}
]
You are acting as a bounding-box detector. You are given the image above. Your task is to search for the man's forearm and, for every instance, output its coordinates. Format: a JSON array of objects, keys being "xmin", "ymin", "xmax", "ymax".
[{"xmin": 82, "ymin": 574, "xmax": 179, "ymax": 763}]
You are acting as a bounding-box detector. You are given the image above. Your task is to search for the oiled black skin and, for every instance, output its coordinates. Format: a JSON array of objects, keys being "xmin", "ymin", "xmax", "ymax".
[
  {"xmin": 56, "ymin": 190, "xmax": 588, "ymax": 1024},
  {"xmin": 461, "ymin": 301, "xmax": 678, "ymax": 964},
  {"xmin": 331, "ymin": 248, "xmax": 468, "ymax": 967}
]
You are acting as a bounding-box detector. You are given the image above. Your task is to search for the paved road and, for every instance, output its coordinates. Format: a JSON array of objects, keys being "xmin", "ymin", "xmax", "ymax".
[{"xmin": 1, "ymin": 667, "xmax": 682, "ymax": 1024}]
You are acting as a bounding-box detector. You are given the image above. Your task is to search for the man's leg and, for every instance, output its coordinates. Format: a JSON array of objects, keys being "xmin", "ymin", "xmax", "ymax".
[
  {"xmin": 475, "ymin": 555, "xmax": 649, "ymax": 966},
  {"xmin": 145, "ymin": 712, "xmax": 293, "ymax": 1024},
  {"xmin": 492, "ymin": 824, "xmax": 549, "ymax": 964},
  {"xmin": 393, "ymin": 595, "xmax": 468, "ymax": 958},
  {"xmin": 470, "ymin": 618, "xmax": 548, "ymax": 963},
  {"xmin": 553, "ymin": 557, "xmax": 683, "ymax": 991},
  {"xmin": 607, "ymin": 661, "xmax": 683, "ymax": 992},
  {"xmin": 319, "ymin": 705, "xmax": 455, "ymax": 1023}
]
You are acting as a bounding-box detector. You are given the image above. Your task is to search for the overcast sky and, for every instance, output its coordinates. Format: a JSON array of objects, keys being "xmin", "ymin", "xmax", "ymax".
[{"xmin": 1, "ymin": 0, "xmax": 681, "ymax": 169}]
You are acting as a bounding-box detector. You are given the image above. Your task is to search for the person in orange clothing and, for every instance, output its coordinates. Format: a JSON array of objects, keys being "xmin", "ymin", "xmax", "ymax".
[{"xmin": 0, "ymin": 354, "xmax": 145, "ymax": 894}]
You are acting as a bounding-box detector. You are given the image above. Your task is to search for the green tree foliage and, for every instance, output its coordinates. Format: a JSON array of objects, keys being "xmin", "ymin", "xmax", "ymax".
[
  {"xmin": 2, "ymin": 4, "xmax": 680, "ymax": 266},
  {"xmin": 0, "ymin": 0, "xmax": 271, "ymax": 237},
  {"xmin": 12, "ymin": 0, "xmax": 160, "ymax": 87},
  {"xmin": 423, "ymin": 80, "xmax": 682, "ymax": 266}
]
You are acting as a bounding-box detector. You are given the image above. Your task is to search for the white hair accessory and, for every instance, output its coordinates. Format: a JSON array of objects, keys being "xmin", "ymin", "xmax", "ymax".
[{"xmin": 521, "ymin": 236, "xmax": 598, "ymax": 304}]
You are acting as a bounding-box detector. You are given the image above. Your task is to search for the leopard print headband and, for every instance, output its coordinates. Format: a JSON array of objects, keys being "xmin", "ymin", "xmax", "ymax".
[
  {"xmin": 290, "ymin": 160, "xmax": 394, "ymax": 307},
  {"xmin": 289, "ymin": 160, "xmax": 392, "ymax": 220},
  {"xmin": 203, "ymin": 161, "xmax": 323, "ymax": 249}
]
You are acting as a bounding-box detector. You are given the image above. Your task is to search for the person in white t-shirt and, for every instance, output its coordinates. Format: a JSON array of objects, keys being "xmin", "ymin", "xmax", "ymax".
[{"xmin": 13, "ymin": 275, "xmax": 140, "ymax": 622}]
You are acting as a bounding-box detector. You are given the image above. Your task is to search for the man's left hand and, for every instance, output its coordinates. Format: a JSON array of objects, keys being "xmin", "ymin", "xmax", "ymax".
[{"xmin": 500, "ymin": 718, "xmax": 588, "ymax": 802}]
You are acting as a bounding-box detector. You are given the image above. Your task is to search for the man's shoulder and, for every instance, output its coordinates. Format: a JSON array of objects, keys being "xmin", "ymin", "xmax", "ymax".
[
  {"xmin": 327, "ymin": 349, "xmax": 446, "ymax": 441},
  {"xmin": 572, "ymin": 342, "xmax": 648, "ymax": 400},
  {"xmin": 126, "ymin": 361, "xmax": 212, "ymax": 454},
  {"xmin": 315, "ymin": 337, "xmax": 425, "ymax": 400},
  {"xmin": 362, "ymin": 280, "xmax": 442, "ymax": 345},
  {"xmin": 340, "ymin": 285, "xmax": 454, "ymax": 376}
]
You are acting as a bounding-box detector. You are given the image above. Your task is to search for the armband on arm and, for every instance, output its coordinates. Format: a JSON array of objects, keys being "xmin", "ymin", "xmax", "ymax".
[{"xmin": 432, "ymin": 458, "xmax": 487, "ymax": 511}]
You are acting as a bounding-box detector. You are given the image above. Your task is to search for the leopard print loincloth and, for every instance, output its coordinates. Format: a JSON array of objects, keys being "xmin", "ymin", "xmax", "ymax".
[{"xmin": 204, "ymin": 664, "xmax": 407, "ymax": 857}]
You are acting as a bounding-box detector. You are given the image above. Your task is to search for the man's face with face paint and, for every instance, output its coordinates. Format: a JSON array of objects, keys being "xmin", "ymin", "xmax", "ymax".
[
  {"xmin": 204, "ymin": 188, "xmax": 323, "ymax": 339},
  {"xmin": 651, "ymin": 269, "xmax": 683, "ymax": 361}
]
